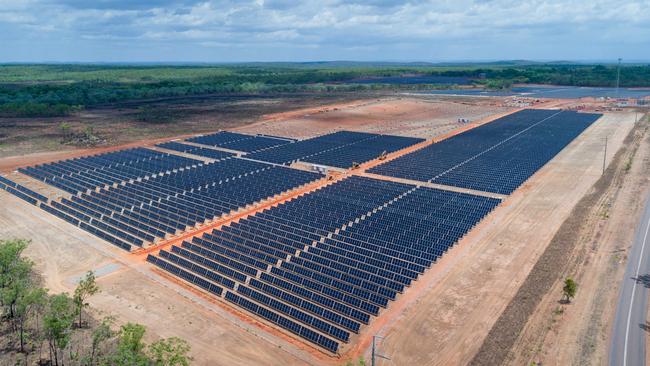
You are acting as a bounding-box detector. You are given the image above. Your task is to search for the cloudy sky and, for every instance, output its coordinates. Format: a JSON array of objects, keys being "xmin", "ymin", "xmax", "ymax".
[{"xmin": 1, "ymin": 0, "xmax": 648, "ymax": 62}]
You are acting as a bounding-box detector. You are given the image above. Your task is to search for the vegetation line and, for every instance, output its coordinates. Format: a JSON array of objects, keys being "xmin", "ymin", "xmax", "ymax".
[{"xmin": 1, "ymin": 63, "xmax": 648, "ymax": 117}]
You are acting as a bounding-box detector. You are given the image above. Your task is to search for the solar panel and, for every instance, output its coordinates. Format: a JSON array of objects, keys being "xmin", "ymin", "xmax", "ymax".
[{"xmin": 369, "ymin": 110, "xmax": 601, "ymax": 194}]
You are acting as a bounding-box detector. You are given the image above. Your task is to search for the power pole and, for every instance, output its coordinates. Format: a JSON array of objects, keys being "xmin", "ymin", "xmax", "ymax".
[
  {"xmin": 603, "ymin": 136, "xmax": 608, "ymax": 175},
  {"xmin": 371, "ymin": 335, "xmax": 390, "ymax": 366},
  {"xmin": 616, "ymin": 58, "xmax": 622, "ymax": 99}
]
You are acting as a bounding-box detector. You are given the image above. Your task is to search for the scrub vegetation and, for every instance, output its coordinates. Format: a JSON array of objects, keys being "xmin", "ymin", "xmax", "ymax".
[{"xmin": 1, "ymin": 62, "xmax": 648, "ymax": 117}]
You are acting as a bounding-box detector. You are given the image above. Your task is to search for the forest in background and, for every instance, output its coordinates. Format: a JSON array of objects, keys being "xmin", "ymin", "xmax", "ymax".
[{"xmin": 1, "ymin": 62, "xmax": 649, "ymax": 117}]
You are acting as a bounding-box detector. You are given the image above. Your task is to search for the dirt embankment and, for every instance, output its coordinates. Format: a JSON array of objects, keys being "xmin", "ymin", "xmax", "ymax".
[{"xmin": 470, "ymin": 116, "xmax": 649, "ymax": 366}]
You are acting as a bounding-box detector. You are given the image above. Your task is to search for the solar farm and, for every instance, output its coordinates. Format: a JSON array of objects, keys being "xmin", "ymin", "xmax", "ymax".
[{"xmin": 0, "ymin": 105, "xmax": 629, "ymax": 363}]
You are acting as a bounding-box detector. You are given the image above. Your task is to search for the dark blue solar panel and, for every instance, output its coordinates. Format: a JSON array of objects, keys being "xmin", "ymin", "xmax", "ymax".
[
  {"xmin": 369, "ymin": 109, "xmax": 601, "ymax": 194},
  {"xmin": 156, "ymin": 141, "xmax": 235, "ymax": 160},
  {"xmin": 248, "ymin": 130, "xmax": 424, "ymax": 167},
  {"xmin": 186, "ymin": 131, "xmax": 292, "ymax": 153},
  {"xmin": 146, "ymin": 175, "xmax": 499, "ymax": 353}
]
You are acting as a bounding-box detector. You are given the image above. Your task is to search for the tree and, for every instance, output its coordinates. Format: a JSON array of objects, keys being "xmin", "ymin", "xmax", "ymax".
[
  {"xmin": 563, "ymin": 277, "xmax": 578, "ymax": 303},
  {"xmin": 148, "ymin": 337, "xmax": 193, "ymax": 366},
  {"xmin": 59, "ymin": 122, "xmax": 73, "ymax": 140},
  {"xmin": 345, "ymin": 357, "xmax": 367, "ymax": 366},
  {"xmin": 86, "ymin": 316, "xmax": 115, "ymax": 366},
  {"xmin": 14, "ymin": 286, "xmax": 47, "ymax": 352},
  {"xmin": 74, "ymin": 271, "xmax": 99, "ymax": 328},
  {"xmin": 0, "ymin": 239, "xmax": 31, "ymax": 318},
  {"xmin": 43, "ymin": 293, "xmax": 76, "ymax": 366},
  {"xmin": 111, "ymin": 323, "xmax": 149, "ymax": 366}
]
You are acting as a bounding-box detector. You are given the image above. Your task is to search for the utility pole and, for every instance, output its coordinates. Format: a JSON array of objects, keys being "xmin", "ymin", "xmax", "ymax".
[
  {"xmin": 603, "ymin": 136, "xmax": 608, "ymax": 175},
  {"xmin": 616, "ymin": 58, "xmax": 622, "ymax": 99},
  {"xmin": 371, "ymin": 335, "xmax": 390, "ymax": 366}
]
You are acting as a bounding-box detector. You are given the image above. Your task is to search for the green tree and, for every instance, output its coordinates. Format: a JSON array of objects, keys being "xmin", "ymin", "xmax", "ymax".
[
  {"xmin": 0, "ymin": 239, "xmax": 32, "ymax": 318},
  {"xmin": 111, "ymin": 323, "xmax": 149, "ymax": 366},
  {"xmin": 0, "ymin": 239, "xmax": 49, "ymax": 353},
  {"xmin": 74, "ymin": 271, "xmax": 100, "ymax": 328},
  {"xmin": 345, "ymin": 357, "xmax": 367, "ymax": 366},
  {"xmin": 15, "ymin": 286, "xmax": 47, "ymax": 352},
  {"xmin": 86, "ymin": 316, "xmax": 116, "ymax": 366},
  {"xmin": 59, "ymin": 122, "xmax": 73, "ymax": 140},
  {"xmin": 43, "ymin": 293, "xmax": 76, "ymax": 366},
  {"xmin": 148, "ymin": 337, "xmax": 193, "ymax": 366},
  {"xmin": 563, "ymin": 277, "xmax": 578, "ymax": 303}
]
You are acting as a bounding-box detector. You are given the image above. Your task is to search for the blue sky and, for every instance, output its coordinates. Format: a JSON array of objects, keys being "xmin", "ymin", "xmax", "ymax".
[{"xmin": 0, "ymin": 0, "xmax": 648, "ymax": 62}]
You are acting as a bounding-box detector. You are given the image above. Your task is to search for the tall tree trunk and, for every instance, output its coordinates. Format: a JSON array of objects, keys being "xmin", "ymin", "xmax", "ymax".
[
  {"xmin": 37, "ymin": 313, "xmax": 43, "ymax": 364},
  {"xmin": 48, "ymin": 341, "xmax": 53, "ymax": 366},
  {"xmin": 49, "ymin": 340, "xmax": 58, "ymax": 366},
  {"xmin": 19, "ymin": 320, "xmax": 24, "ymax": 352}
]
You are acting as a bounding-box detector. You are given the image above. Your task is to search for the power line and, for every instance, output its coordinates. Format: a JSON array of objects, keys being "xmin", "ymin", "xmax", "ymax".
[
  {"xmin": 616, "ymin": 58, "xmax": 622, "ymax": 99},
  {"xmin": 371, "ymin": 335, "xmax": 390, "ymax": 366}
]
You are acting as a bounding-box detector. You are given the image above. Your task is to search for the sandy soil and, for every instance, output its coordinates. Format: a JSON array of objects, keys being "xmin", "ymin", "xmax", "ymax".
[
  {"xmin": 0, "ymin": 96, "xmax": 512, "ymax": 365},
  {"xmin": 0, "ymin": 190, "xmax": 312, "ymax": 365},
  {"xmin": 360, "ymin": 113, "xmax": 636, "ymax": 365},
  {"xmin": 236, "ymin": 97, "xmax": 512, "ymax": 139},
  {"xmin": 0, "ymin": 99, "xmax": 634, "ymax": 365},
  {"xmin": 502, "ymin": 116, "xmax": 650, "ymax": 366}
]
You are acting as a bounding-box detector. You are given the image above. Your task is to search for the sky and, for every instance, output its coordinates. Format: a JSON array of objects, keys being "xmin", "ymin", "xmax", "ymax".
[{"xmin": 0, "ymin": 0, "xmax": 649, "ymax": 63}]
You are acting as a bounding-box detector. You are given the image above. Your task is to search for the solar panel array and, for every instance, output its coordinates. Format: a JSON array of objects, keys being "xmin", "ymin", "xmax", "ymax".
[
  {"xmin": 247, "ymin": 131, "xmax": 424, "ymax": 168},
  {"xmin": 19, "ymin": 148, "xmax": 204, "ymax": 194},
  {"xmin": 186, "ymin": 131, "xmax": 292, "ymax": 153},
  {"xmin": 9, "ymin": 151, "xmax": 323, "ymax": 251},
  {"xmin": 148, "ymin": 176, "xmax": 500, "ymax": 352},
  {"xmin": 368, "ymin": 110, "xmax": 601, "ymax": 194},
  {"xmin": 0, "ymin": 175, "xmax": 48, "ymax": 205},
  {"xmin": 4, "ymin": 111, "xmax": 599, "ymax": 353},
  {"xmin": 156, "ymin": 141, "xmax": 235, "ymax": 160}
]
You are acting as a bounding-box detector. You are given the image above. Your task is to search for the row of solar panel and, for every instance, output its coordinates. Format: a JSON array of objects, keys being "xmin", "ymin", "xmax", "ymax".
[
  {"xmin": 20, "ymin": 147, "xmax": 203, "ymax": 194},
  {"xmin": 0, "ymin": 175, "xmax": 137, "ymax": 251},
  {"xmin": 246, "ymin": 130, "xmax": 424, "ymax": 168},
  {"xmin": 155, "ymin": 141, "xmax": 235, "ymax": 160},
  {"xmin": 368, "ymin": 109, "xmax": 601, "ymax": 194},
  {"xmin": 0, "ymin": 176, "xmax": 48, "ymax": 203},
  {"xmin": 12, "ymin": 150, "xmax": 324, "ymax": 252},
  {"xmin": 186, "ymin": 131, "xmax": 293, "ymax": 153},
  {"xmin": 301, "ymin": 134, "xmax": 425, "ymax": 168},
  {"xmin": 148, "ymin": 176, "xmax": 500, "ymax": 352},
  {"xmin": 431, "ymin": 111, "xmax": 601, "ymax": 194}
]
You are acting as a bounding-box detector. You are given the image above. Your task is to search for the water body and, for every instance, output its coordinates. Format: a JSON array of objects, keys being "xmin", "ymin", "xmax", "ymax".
[{"xmin": 421, "ymin": 85, "xmax": 650, "ymax": 99}]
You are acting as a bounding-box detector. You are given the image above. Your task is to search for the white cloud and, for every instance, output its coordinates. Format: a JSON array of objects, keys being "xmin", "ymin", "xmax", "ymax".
[{"xmin": 0, "ymin": 0, "xmax": 648, "ymax": 61}]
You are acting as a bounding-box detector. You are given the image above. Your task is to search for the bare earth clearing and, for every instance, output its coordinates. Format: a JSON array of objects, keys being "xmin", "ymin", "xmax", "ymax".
[
  {"xmin": 0, "ymin": 96, "xmax": 510, "ymax": 365},
  {"xmin": 0, "ymin": 95, "xmax": 639, "ymax": 365},
  {"xmin": 369, "ymin": 112, "xmax": 635, "ymax": 365},
  {"xmin": 237, "ymin": 97, "xmax": 510, "ymax": 139},
  {"xmin": 501, "ymin": 116, "xmax": 650, "ymax": 366}
]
